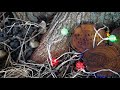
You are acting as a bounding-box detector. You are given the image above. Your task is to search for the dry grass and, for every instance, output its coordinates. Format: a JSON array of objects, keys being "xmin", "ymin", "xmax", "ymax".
[{"xmin": 0, "ymin": 12, "xmax": 119, "ymax": 78}]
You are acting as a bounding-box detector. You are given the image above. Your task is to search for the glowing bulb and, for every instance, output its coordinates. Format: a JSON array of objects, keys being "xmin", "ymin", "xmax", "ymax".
[
  {"xmin": 108, "ymin": 35, "xmax": 117, "ymax": 42},
  {"xmin": 61, "ymin": 28, "xmax": 69, "ymax": 35},
  {"xmin": 76, "ymin": 61, "xmax": 85, "ymax": 71},
  {"xmin": 51, "ymin": 58, "xmax": 59, "ymax": 67}
]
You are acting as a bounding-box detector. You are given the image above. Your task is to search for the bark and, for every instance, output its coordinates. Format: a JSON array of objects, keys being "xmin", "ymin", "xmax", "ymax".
[
  {"xmin": 12, "ymin": 12, "xmax": 56, "ymax": 23},
  {"xmin": 13, "ymin": 12, "xmax": 120, "ymax": 28},
  {"xmin": 30, "ymin": 12, "xmax": 120, "ymax": 63}
]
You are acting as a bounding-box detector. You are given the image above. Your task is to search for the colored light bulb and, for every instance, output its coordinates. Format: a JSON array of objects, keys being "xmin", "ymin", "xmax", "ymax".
[
  {"xmin": 51, "ymin": 58, "xmax": 59, "ymax": 67},
  {"xmin": 106, "ymin": 32, "xmax": 110, "ymax": 37},
  {"xmin": 61, "ymin": 28, "xmax": 69, "ymax": 36},
  {"xmin": 76, "ymin": 61, "xmax": 85, "ymax": 71},
  {"xmin": 108, "ymin": 35, "xmax": 117, "ymax": 42}
]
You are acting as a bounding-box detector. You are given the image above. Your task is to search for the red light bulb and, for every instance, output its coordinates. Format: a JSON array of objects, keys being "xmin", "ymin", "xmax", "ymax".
[
  {"xmin": 76, "ymin": 61, "xmax": 85, "ymax": 71},
  {"xmin": 51, "ymin": 58, "xmax": 59, "ymax": 67}
]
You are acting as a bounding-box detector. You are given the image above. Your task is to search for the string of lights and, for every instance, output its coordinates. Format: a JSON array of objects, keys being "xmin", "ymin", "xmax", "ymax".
[{"xmin": 46, "ymin": 23, "xmax": 119, "ymax": 78}]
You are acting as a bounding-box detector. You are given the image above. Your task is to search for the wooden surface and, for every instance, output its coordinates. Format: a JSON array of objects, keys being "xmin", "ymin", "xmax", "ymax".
[
  {"xmin": 70, "ymin": 23, "xmax": 106, "ymax": 52},
  {"xmin": 83, "ymin": 45, "xmax": 120, "ymax": 76},
  {"xmin": 31, "ymin": 12, "xmax": 120, "ymax": 64}
]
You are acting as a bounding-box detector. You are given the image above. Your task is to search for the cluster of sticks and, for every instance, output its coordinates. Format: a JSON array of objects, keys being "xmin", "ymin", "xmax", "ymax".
[{"xmin": 0, "ymin": 13, "xmax": 119, "ymax": 78}]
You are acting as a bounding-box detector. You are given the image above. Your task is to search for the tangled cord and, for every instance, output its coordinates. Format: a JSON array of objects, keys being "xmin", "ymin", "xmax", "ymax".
[
  {"xmin": 46, "ymin": 23, "xmax": 120, "ymax": 78},
  {"xmin": 0, "ymin": 13, "xmax": 119, "ymax": 78}
]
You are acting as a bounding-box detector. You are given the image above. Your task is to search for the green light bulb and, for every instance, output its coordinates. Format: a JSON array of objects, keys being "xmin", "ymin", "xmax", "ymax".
[
  {"xmin": 108, "ymin": 35, "xmax": 117, "ymax": 42},
  {"xmin": 61, "ymin": 28, "xmax": 69, "ymax": 36}
]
